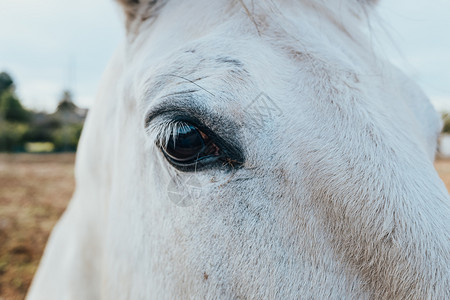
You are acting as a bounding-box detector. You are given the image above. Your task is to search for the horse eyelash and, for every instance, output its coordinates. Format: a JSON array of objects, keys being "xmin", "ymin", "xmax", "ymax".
[
  {"xmin": 146, "ymin": 117, "xmax": 245, "ymax": 170},
  {"xmin": 147, "ymin": 120, "xmax": 191, "ymax": 148}
]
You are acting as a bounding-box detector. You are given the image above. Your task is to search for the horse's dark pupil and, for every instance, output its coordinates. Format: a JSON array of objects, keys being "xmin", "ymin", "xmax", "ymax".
[{"xmin": 166, "ymin": 125, "xmax": 205, "ymax": 162}]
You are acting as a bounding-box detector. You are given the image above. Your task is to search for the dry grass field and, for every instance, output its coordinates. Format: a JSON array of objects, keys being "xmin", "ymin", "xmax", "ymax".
[
  {"xmin": 0, "ymin": 154, "xmax": 75, "ymax": 300},
  {"xmin": 0, "ymin": 154, "xmax": 450, "ymax": 299}
]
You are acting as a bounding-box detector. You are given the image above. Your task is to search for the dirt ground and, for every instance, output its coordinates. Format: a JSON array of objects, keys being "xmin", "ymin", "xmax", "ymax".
[
  {"xmin": 0, "ymin": 154, "xmax": 450, "ymax": 299},
  {"xmin": 433, "ymin": 158, "xmax": 450, "ymax": 192},
  {"xmin": 0, "ymin": 154, "xmax": 75, "ymax": 300}
]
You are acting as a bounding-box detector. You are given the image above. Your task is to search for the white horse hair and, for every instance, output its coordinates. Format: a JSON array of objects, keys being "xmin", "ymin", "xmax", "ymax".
[{"xmin": 28, "ymin": 0, "xmax": 449, "ymax": 299}]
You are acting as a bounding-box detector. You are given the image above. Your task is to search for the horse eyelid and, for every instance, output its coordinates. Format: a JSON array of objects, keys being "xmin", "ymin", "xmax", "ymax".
[{"xmin": 147, "ymin": 114, "xmax": 245, "ymax": 168}]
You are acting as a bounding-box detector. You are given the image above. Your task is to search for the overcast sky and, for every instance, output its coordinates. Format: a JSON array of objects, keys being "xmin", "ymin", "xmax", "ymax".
[{"xmin": 1, "ymin": 0, "xmax": 449, "ymax": 112}]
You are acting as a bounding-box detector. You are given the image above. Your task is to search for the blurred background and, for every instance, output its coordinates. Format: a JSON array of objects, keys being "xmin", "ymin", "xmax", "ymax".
[{"xmin": 0, "ymin": 0, "xmax": 449, "ymax": 299}]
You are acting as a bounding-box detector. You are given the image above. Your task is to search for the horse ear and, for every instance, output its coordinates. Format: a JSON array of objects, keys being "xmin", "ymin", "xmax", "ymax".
[
  {"xmin": 116, "ymin": 0, "xmax": 165, "ymax": 30},
  {"xmin": 116, "ymin": 0, "xmax": 139, "ymax": 21}
]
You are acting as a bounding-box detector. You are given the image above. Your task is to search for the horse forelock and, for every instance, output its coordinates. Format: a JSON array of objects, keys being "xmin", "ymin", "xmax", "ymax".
[{"xmin": 119, "ymin": 0, "xmax": 378, "ymax": 37}]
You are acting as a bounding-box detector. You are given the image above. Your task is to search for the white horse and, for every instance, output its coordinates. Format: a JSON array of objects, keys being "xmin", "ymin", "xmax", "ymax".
[{"xmin": 28, "ymin": 0, "xmax": 449, "ymax": 299}]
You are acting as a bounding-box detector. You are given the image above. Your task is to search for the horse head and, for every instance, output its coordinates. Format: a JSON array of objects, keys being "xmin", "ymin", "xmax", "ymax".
[{"xmin": 28, "ymin": 1, "xmax": 449, "ymax": 299}]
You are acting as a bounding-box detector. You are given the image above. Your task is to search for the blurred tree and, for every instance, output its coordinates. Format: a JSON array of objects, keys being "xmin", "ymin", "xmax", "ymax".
[
  {"xmin": 52, "ymin": 123, "xmax": 83, "ymax": 151},
  {"xmin": 442, "ymin": 113, "xmax": 450, "ymax": 133},
  {"xmin": 0, "ymin": 90, "xmax": 30, "ymax": 122},
  {"xmin": 0, "ymin": 122, "xmax": 28, "ymax": 151},
  {"xmin": 0, "ymin": 72, "xmax": 14, "ymax": 96},
  {"xmin": 24, "ymin": 125, "xmax": 55, "ymax": 143}
]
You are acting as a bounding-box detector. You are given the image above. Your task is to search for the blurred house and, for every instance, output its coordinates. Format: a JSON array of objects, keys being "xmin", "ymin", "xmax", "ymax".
[{"xmin": 51, "ymin": 91, "xmax": 88, "ymax": 124}]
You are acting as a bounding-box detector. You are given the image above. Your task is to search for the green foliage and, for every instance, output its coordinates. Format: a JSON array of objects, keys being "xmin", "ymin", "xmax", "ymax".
[
  {"xmin": 24, "ymin": 117, "xmax": 62, "ymax": 142},
  {"xmin": 442, "ymin": 113, "xmax": 450, "ymax": 133},
  {"xmin": 24, "ymin": 126, "xmax": 54, "ymax": 143},
  {"xmin": 0, "ymin": 72, "xmax": 14, "ymax": 95},
  {"xmin": 0, "ymin": 122, "xmax": 28, "ymax": 152},
  {"xmin": 51, "ymin": 124, "xmax": 84, "ymax": 151},
  {"xmin": 0, "ymin": 90, "xmax": 30, "ymax": 122}
]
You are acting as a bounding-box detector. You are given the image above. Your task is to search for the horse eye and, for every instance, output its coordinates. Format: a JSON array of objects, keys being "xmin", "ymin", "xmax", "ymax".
[{"xmin": 161, "ymin": 123, "xmax": 221, "ymax": 168}]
